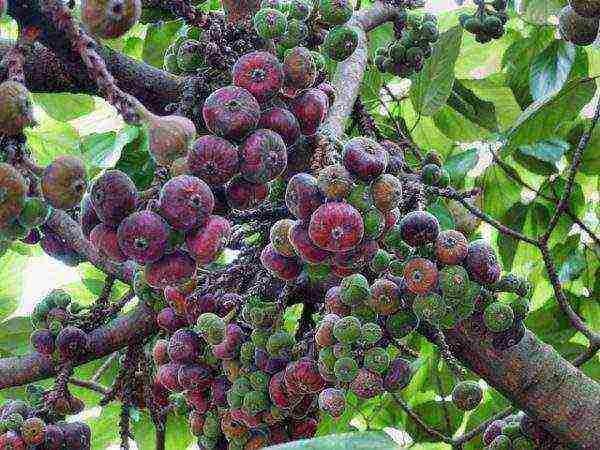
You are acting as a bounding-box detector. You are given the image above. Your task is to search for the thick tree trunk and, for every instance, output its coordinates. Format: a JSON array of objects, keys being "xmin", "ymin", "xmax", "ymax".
[{"xmin": 443, "ymin": 320, "xmax": 600, "ymax": 450}]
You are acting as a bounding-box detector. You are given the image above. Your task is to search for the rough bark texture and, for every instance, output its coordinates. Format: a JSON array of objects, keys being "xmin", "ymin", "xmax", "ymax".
[
  {"xmin": 0, "ymin": 304, "xmax": 157, "ymax": 390},
  {"xmin": 444, "ymin": 320, "xmax": 600, "ymax": 450},
  {"xmin": 6, "ymin": 1, "xmax": 182, "ymax": 114},
  {"xmin": 321, "ymin": 2, "xmax": 400, "ymax": 140}
]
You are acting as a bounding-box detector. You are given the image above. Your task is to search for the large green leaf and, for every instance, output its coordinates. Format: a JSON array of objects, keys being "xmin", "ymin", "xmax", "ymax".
[
  {"xmin": 410, "ymin": 26, "xmax": 463, "ymax": 116},
  {"xmin": 34, "ymin": 93, "xmax": 96, "ymax": 122},
  {"xmin": 0, "ymin": 251, "xmax": 27, "ymax": 322},
  {"xmin": 143, "ymin": 20, "xmax": 184, "ymax": 68},
  {"xmin": 520, "ymin": 0, "xmax": 566, "ymax": 23},
  {"xmin": 132, "ymin": 410, "xmax": 194, "ymax": 449},
  {"xmin": 497, "ymin": 202, "xmax": 529, "ymax": 271},
  {"xmin": 266, "ymin": 432, "xmax": 401, "ymax": 449},
  {"xmin": 405, "ymin": 400, "xmax": 463, "ymax": 443},
  {"xmin": 566, "ymin": 119, "xmax": 600, "ymax": 175},
  {"xmin": 526, "ymin": 294, "xmax": 582, "ymax": 345},
  {"xmin": 505, "ymin": 77, "xmax": 596, "ymax": 153},
  {"xmin": 530, "ymin": 40, "xmax": 576, "ymax": 101},
  {"xmin": 514, "ymin": 138, "xmax": 569, "ymax": 175},
  {"xmin": 114, "ymin": 125, "xmax": 155, "ymax": 189},
  {"xmin": 444, "ymin": 148, "xmax": 479, "ymax": 186},
  {"xmin": 445, "ymin": 80, "xmax": 498, "ymax": 132},
  {"xmin": 24, "ymin": 120, "xmax": 81, "ymax": 166},
  {"xmin": 82, "ymin": 125, "xmax": 141, "ymax": 169},
  {"xmin": 478, "ymin": 162, "xmax": 522, "ymax": 220},
  {"xmin": 0, "ymin": 317, "xmax": 32, "ymax": 357},
  {"xmin": 502, "ymin": 28, "xmax": 556, "ymax": 109}
]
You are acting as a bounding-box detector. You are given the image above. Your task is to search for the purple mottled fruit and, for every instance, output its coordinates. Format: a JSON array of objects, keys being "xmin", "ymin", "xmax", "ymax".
[
  {"xmin": 371, "ymin": 174, "xmax": 402, "ymax": 211},
  {"xmin": 117, "ymin": 211, "xmax": 169, "ymax": 264},
  {"xmin": 318, "ymin": 388, "xmax": 346, "ymax": 417},
  {"xmin": 0, "ymin": 163, "xmax": 26, "ymax": 228},
  {"xmin": 211, "ymin": 376, "xmax": 231, "ymax": 407},
  {"xmin": 148, "ymin": 114, "xmax": 196, "ymax": 166},
  {"xmin": 384, "ymin": 357, "xmax": 412, "ymax": 392},
  {"xmin": 42, "ymin": 155, "xmax": 87, "ymax": 210},
  {"xmin": 317, "ymin": 82, "xmax": 336, "ymax": 105},
  {"xmin": 185, "ymin": 390, "xmax": 209, "ymax": 412},
  {"xmin": 226, "ymin": 175, "xmax": 268, "ymax": 210},
  {"xmin": 270, "ymin": 218, "xmax": 296, "ymax": 257},
  {"xmin": 290, "ymin": 88, "xmax": 329, "ymax": 135},
  {"xmin": 232, "ymin": 51, "xmax": 284, "ymax": 103},
  {"xmin": 333, "ymin": 239, "xmax": 378, "ymax": 269},
  {"xmin": 30, "ymin": 329, "xmax": 55, "ymax": 355},
  {"xmin": 90, "ymin": 223, "xmax": 128, "ymax": 262},
  {"xmin": 159, "ymin": 175, "xmax": 214, "ymax": 231},
  {"xmin": 465, "ymin": 239, "xmax": 502, "ymax": 285},
  {"xmin": 186, "ymin": 215, "xmax": 231, "ymax": 265},
  {"xmin": 178, "ymin": 363, "xmax": 212, "ymax": 391},
  {"xmin": 350, "ymin": 368, "xmax": 384, "ymax": 399},
  {"xmin": 81, "ymin": 0, "xmax": 141, "ymax": 39},
  {"xmin": 324, "ymin": 286, "xmax": 351, "ymax": 316},
  {"xmin": 56, "ymin": 326, "xmax": 88, "ymax": 359},
  {"xmin": 145, "ymin": 250, "xmax": 196, "ymax": 289},
  {"xmin": 42, "ymin": 424, "xmax": 65, "ymax": 450},
  {"xmin": 79, "ymin": 194, "xmax": 100, "ymax": 240},
  {"xmin": 168, "ymin": 329, "xmax": 203, "ymax": 362},
  {"xmin": 259, "ymin": 107, "xmax": 301, "ymax": 146},
  {"xmin": 187, "ymin": 135, "xmax": 240, "ymax": 186},
  {"xmin": 283, "ymin": 357, "xmax": 327, "ymax": 395},
  {"xmin": 156, "ymin": 362, "xmax": 184, "ymax": 392},
  {"xmin": 153, "ymin": 339, "xmax": 170, "ymax": 365},
  {"xmin": 342, "ymin": 137, "xmax": 388, "ymax": 181},
  {"xmin": 240, "ymin": 129, "xmax": 288, "ymax": 184},
  {"xmin": 156, "ymin": 307, "xmax": 187, "ymax": 332},
  {"xmin": 317, "ymin": 164, "xmax": 353, "ymax": 200},
  {"xmin": 399, "ymin": 210, "xmax": 440, "ymax": 247},
  {"xmin": 202, "ymin": 86, "xmax": 261, "ymax": 141},
  {"xmin": 308, "ymin": 202, "xmax": 364, "ymax": 252},
  {"xmin": 90, "ymin": 170, "xmax": 138, "ymax": 226},
  {"xmin": 285, "ymin": 173, "xmax": 323, "ymax": 220},
  {"xmin": 261, "ymin": 244, "xmax": 302, "ymax": 280},
  {"xmin": 282, "ymin": 47, "xmax": 317, "ymax": 97}
]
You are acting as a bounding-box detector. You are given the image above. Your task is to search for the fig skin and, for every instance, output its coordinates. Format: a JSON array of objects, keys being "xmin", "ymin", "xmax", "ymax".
[
  {"xmin": 159, "ymin": 175, "xmax": 214, "ymax": 231},
  {"xmin": 81, "ymin": 0, "xmax": 142, "ymax": 39},
  {"xmin": 117, "ymin": 210, "xmax": 170, "ymax": 264},
  {"xmin": 187, "ymin": 135, "xmax": 240, "ymax": 186},
  {"xmin": 42, "ymin": 155, "xmax": 87, "ymax": 210},
  {"xmin": 0, "ymin": 81, "xmax": 35, "ymax": 136},
  {"xmin": 148, "ymin": 114, "xmax": 197, "ymax": 167},
  {"xmin": 90, "ymin": 170, "xmax": 139, "ymax": 226},
  {"xmin": 0, "ymin": 163, "xmax": 27, "ymax": 228}
]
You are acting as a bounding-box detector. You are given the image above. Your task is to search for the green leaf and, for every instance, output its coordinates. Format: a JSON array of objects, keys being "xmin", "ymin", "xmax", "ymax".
[
  {"xmin": 478, "ymin": 162, "xmax": 522, "ymax": 220},
  {"xmin": 82, "ymin": 125, "xmax": 140, "ymax": 169},
  {"xmin": 530, "ymin": 40, "xmax": 576, "ymax": 101},
  {"xmin": 0, "ymin": 251, "xmax": 27, "ymax": 322},
  {"xmin": 34, "ymin": 93, "xmax": 96, "ymax": 122},
  {"xmin": 444, "ymin": 148, "xmax": 479, "ymax": 186},
  {"xmin": 0, "ymin": 317, "xmax": 32, "ymax": 357},
  {"xmin": 410, "ymin": 26, "xmax": 463, "ymax": 116},
  {"xmin": 514, "ymin": 138, "xmax": 569, "ymax": 175},
  {"xmin": 497, "ymin": 202, "xmax": 529, "ymax": 271},
  {"xmin": 502, "ymin": 29, "xmax": 557, "ymax": 109},
  {"xmin": 114, "ymin": 125, "xmax": 155, "ymax": 189},
  {"xmin": 521, "ymin": 0, "xmax": 565, "ymax": 23},
  {"xmin": 132, "ymin": 411, "xmax": 194, "ymax": 449},
  {"xmin": 24, "ymin": 120, "xmax": 81, "ymax": 166},
  {"xmin": 143, "ymin": 20, "xmax": 184, "ymax": 68},
  {"xmin": 445, "ymin": 80, "xmax": 498, "ymax": 132},
  {"xmin": 505, "ymin": 77, "xmax": 596, "ymax": 153},
  {"xmin": 266, "ymin": 432, "xmax": 401, "ymax": 449},
  {"xmin": 405, "ymin": 400, "xmax": 463, "ymax": 443},
  {"xmin": 566, "ymin": 119, "xmax": 600, "ymax": 175},
  {"xmin": 526, "ymin": 294, "xmax": 583, "ymax": 345}
]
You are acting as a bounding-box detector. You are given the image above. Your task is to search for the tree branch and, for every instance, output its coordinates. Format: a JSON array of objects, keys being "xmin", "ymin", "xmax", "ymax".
[
  {"xmin": 321, "ymin": 1, "xmax": 401, "ymax": 140},
  {"xmin": 0, "ymin": 304, "xmax": 157, "ymax": 390}
]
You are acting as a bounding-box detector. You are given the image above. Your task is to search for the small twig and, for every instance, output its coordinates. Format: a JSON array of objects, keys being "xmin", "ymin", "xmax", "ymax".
[
  {"xmin": 393, "ymin": 394, "xmax": 453, "ymax": 444},
  {"xmin": 454, "ymin": 407, "xmax": 514, "ymax": 444},
  {"xmin": 69, "ymin": 378, "xmax": 110, "ymax": 395}
]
